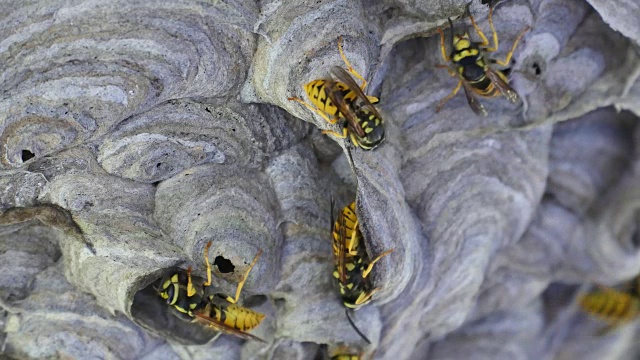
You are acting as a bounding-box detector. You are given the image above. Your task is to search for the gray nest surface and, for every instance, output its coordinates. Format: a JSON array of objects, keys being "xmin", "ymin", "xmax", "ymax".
[{"xmin": 1, "ymin": 0, "xmax": 640, "ymax": 359}]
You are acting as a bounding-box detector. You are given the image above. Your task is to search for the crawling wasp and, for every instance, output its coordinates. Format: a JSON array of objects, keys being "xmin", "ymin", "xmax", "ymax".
[
  {"xmin": 330, "ymin": 200, "xmax": 394, "ymax": 343},
  {"xmin": 157, "ymin": 241, "xmax": 266, "ymax": 342},
  {"xmin": 579, "ymin": 276, "xmax": 640, "ymax": 331},
  {"xmin": 288, "ymin": 37, "xmax": 385, "ymax": 150},
  {"xmin": 435, "ymin": 5, "xmax": 530, "ymax": 116}
]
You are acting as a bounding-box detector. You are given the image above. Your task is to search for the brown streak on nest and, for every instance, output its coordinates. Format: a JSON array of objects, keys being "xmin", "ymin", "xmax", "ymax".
[{"xmin": 0, "ymin": 204, "xmax": 95, "ymax": 254}]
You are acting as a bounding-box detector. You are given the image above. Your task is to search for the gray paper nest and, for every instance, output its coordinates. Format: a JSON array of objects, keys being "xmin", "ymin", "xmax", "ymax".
[{"xmin": 1, "ymin": 0, "xmax": 639, "ymax": 359}]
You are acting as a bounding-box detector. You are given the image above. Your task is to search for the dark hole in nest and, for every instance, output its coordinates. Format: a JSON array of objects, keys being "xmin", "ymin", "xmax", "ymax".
[
  {"xmin": 21, "ymin": 149, "xmax": 35, "ymax": 162},
  {"xmin": 243, "ymin": 294, "xmax": 267, "ymax": 308},
  {"xmin": 214, "ymin": 256, "xmax": 235, "ymax": 273},
  {"xmin": 532, "ymin": 62, "xmax": 542, "ymax": 75}
]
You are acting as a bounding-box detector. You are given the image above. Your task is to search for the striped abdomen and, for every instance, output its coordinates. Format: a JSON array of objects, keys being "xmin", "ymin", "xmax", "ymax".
[
  {"xmin": 209, "ymin": 303, "xmax": 266, "ymax": 332},
  {"xmin": 304, "ymin": 80, "xmax": 357, "ymax": 116},
  {"xmin": 579, "ymin": 289, "xmax": 640, "ymax": 323}
]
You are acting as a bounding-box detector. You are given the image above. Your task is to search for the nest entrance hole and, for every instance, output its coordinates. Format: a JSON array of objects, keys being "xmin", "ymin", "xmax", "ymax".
[
  {"xmin": 21, "ymin": 150, "xmax": 35, "ymax": 162},
  {"xmin": 214, "ymin": 256, "xmax": 235, "ymax": 273}
]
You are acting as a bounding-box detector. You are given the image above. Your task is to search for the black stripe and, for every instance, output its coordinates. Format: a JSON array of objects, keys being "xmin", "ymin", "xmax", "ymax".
[{"xmin": 219, "ymin": 306, "xmax": 227, "ymax": 323}]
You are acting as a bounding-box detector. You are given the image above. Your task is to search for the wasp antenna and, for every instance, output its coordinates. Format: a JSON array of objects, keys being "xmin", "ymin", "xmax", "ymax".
[
  {"xmin": 345, "ymin": 145, "xmax": 358, "ymax": 179},
  {"xmin": 464, "ymin": 1, "xmax": 473, "ymax": 16},
  {"xmin": 345, "ymin": 308, "xmax": 371, "ymax": 344},
  {"xmin": 447, "ymin": 17, "xmax": 455, "ymax": 41},
  {"xmin": 330, "ymin": 197, "xmax": 336, "ymax": 229}
]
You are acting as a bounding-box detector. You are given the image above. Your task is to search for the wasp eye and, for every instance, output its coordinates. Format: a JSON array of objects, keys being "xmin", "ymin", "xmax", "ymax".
[{"xmin": 166, "ymin": 285, "xmax": 175, "ymax": 305}]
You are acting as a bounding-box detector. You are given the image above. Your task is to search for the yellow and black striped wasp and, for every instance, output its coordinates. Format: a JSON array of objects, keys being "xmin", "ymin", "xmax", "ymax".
[
  {"xmin": 435, "ymin": 5, "xmax": 530, "ymax": 116},
  {"xmin": 330, "ymin": 200, "xmax": 394, "ymax": 343},
  {"xmin": 326, "ymin": 344, "xmax": 367, "ymax": 360},
  {"xmin": 579, "ymin": 275, "xmax": 640, "ymax": 332},
  {"xmin": 331, "ymin": 350, "xmax": 363, "ymax": 360},
  {"xmin": 288, "ymin": 37, "xmax": 385, "ymax": 150},
  {"xmin": 157, "ymin": 241, "xmax": 266, "ymax": 342}
]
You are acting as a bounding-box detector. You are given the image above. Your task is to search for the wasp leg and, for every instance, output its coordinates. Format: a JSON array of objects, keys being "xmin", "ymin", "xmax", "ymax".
[
  {"xmin": 436, "ymin": 79, "xmax": 463, "ymax": 113},
  {"xmin": 493, "ymin": 25, "xmax": 530, "ymax": 66},
  {"xmin": 322, "ymin": 127, "xmax": 349, "ymax": 139},
  {"xmin": 470, "ymin": 10, "xmax": 492, "ymax": 49},
  {"xmin": 349, "ymin": 133, "xmax": 361, "ymax": 149},
  {"xmin": 186, "ymin": 266, "xmax": 197, "ymax": 297},
  {"xmin": 437, "ymin": 27, "xmax": 451, "ymax": 62},
  {"xmin": 354, "ymin": 287, "xmax": 382, "ymax": 305},
  {"xmin": 224, "ymin": 249, "xmax": 263, "ymax": 304},
  {"xmin": 596, "ymin": 323, "xmax": 618, "ymax": 336},
  {"xmin": 288, "ymin": 97, "xmax": 340, "ymax": 125},
  {"xmin": 338, "ymin": 36, "xmax": 368, "ymax": 91},
  {"xmin": 203, "ymin": 241, "xmax": 213, "ymax": 287},
  {"xmin": 362, "ymin": 249, "xmax": 394, "ymax": 279},
  {"xmin": 366, "ymin": 95, "xmax": 379, "ymax": 104}
]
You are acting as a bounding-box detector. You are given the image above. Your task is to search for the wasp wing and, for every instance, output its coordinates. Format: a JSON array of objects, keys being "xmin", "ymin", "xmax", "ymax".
[
  {"xmin": 330, "ymin": 198, "xmax": 340, "ymax": 258},
  {"xmin": 332, "ymin": 202, "xmax": 347, "ymax": 284},
  {"xmin": 485, "ymin": 68, "xmax": 520, "ymax": 103},
  {"xmin": 324, "ymin": 78, "xmax": 366, "ymax": 138},
  {"xmin": 331, "ymin": 66, "xmax": 382, "ymax": 118},
  {"xmin": 193, "ymin": 310, "xmax": 266, "ymax": 343},
  {"xmin": 462, "ymin": 81, "xmax": 488, "ymax": 117}
]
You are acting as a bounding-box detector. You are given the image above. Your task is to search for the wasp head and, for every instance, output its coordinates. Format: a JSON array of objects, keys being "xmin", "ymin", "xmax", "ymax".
[{"xmin": 157, "ymin": 273, "xmax": 179, "ymax": 305}]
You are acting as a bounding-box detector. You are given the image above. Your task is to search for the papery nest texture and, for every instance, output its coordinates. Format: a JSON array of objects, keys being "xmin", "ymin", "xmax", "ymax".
[{"xmin": 1, "ymin": 0, "xmax": 640, "ymax": 359}]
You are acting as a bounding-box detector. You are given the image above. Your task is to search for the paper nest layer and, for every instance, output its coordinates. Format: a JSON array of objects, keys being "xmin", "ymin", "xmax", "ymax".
[{"xmin": 1, "ymin": 0, "xmax": 640, "ymax": 359}]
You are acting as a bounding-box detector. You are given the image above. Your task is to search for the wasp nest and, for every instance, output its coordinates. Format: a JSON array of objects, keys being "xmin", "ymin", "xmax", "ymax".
[{"xmin": 1, "ymin": 0, "xmax": 640, "ymax": 359}]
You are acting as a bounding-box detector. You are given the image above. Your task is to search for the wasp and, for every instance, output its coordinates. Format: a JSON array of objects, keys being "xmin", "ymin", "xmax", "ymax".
[
  {"xmin": 579, "ymin": 276, "xmax": 640, "ymax": 331},
  {"xmin": 326, "ymin": 344, "xmax": 365, "ymax": 360},
  {"xmin": 157, "ymin": 241, "xmax": 266, "ymax": 342},
  {"xmin": 435, "ymin": 5, "xmax": 530, "ymax": 116},
  {"xmin": 330, "ymin": 200, "xmax": 394, "ymax": 343},
  {"xmin": 288, "ymin": 37, "xmax": 385, "ymax": 150},
  {"xmin": 331, "ymin": 352, "xmax": 363, "ymax": 360}
]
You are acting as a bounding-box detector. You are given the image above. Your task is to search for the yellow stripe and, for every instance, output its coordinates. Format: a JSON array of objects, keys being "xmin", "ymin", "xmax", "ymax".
[
  {"xmin": 454, "ymin": 38, "xmax": 471, "ymax": 50},
  {"xmin": 169, "ymin": 284, "xmax": 179, "ymax": 305}
]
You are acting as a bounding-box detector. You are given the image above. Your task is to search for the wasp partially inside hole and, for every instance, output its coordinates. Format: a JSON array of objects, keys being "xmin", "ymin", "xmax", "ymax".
[{"xmin": 156, "ymin": 241, "xmax": 266, "ymax": 342}]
